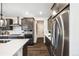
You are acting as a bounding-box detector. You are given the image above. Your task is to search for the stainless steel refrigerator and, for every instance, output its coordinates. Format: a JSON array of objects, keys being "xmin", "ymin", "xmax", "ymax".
[{"xmin": 51, "ymin": 7, "xmax": 69, "ymax": 56}]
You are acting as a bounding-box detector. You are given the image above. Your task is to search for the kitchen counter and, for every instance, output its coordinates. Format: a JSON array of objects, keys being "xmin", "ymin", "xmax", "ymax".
[
  {"xmin": 0, "ymin": 31, "xmax": 33, "ymax": 39},
  {"xmin": 45, "ymin": 33, "xmax": 51, "ymax": 41},
  {"xmin": 0, "ymin": 34, "xmax": 24, "ymax": 39},
  {"xmin": 0, "ymin": 39, "xmax": 29, "ymax": 56},
  {"xmin": 0, "ymin": 34, "xmax": 24, "ymax": 37}
]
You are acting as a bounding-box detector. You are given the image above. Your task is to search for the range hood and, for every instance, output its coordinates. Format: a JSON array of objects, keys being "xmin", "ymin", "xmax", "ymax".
[{"xmin": 10, "ymin": 17, "xmax": 21, "ymax": 26}]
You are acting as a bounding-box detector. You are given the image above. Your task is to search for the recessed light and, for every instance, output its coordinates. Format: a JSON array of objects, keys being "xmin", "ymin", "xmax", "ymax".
[
  {"xmin": 52, "ymin": 10, "xmax": 57, "ymax": 16},
  {"xmin": 39, "ymin": 11, "xmax": 43, "ymax": 15},
  {"xmin": 25, "ymin": 11, "xmax": 29, "ymax": 15}
]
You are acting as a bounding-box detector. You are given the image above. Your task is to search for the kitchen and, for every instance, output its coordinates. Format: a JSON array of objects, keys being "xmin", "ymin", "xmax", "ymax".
[{"xmin": 0, "ymin": 3, "xmax": 69, "ymax": 56}]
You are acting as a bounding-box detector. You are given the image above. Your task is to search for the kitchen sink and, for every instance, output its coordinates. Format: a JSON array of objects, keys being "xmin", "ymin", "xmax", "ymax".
[{"xmin": 0, "ymin": 40, "xmax": 11, "ymax": 43}]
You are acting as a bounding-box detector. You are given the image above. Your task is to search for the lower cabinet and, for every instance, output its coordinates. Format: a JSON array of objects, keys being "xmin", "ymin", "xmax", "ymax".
[
  {"xmin": 24, "ymin": 34, "xmax": 34, "ymax": 45},
  {"xmin": 45, "ymin": 36, "xmax": 54, "ymax": 56},
  {"xmin": 23, "ymin": 38, "xmax": 34, "ymax": 56}
]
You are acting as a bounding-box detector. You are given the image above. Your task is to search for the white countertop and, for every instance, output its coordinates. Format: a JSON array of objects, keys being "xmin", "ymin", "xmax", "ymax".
[
  {"xmin": 0, "ymin": 39, "xmax": 29, "ymax": 56},
  {"xmin": 45, "ymin": 33, "xmax": 54, "ymax": 45},
  {"xmin": 45, "ymin": 33, "xmax": 51, "ymax": 41}
]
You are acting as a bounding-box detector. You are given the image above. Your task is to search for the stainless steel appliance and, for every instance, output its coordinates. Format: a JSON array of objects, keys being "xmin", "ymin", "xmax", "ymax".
[{"xmin": 51, "ymin": 5, "xmax": 69, "ymax": 56}]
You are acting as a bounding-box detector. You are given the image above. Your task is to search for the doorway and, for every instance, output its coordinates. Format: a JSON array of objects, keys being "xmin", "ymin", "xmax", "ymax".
[{"xmin": 36, "ymin": 20, "xmax": 44, "ymax": 43}]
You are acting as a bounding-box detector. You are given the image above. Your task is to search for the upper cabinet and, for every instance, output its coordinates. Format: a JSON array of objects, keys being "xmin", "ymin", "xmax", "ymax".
[
  {"xmin": 21, "ymin": 17, "xmax": 35, "ymax": 31},
  {"xmin": 51, "ymin": 3, "xmax": 68, "ymax": 16},
  {"xmin": 9, "ymin": 17, "xmax": 21, "ymax": 27},
  {"xmin": 6, "ymin": 18, "xmax": 13, "ymax": 30},
  {"xmin": 0, "ymin": 18, "xmax": 13, "ymax": 30},
  {"xmin": 48, "ymin": 3, "xmax": 69, "ymax": 33}
]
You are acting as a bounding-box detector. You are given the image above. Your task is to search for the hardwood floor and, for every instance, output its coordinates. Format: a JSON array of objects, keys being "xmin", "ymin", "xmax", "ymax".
[{"xmin": 23, "ymin": 38, "xmax": 49, "ymax": 56}]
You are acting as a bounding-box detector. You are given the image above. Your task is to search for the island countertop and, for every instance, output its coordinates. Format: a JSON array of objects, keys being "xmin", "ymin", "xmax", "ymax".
[{"xmin": 0, "ymin": 39, "xmax": 29, "ymax": 56}]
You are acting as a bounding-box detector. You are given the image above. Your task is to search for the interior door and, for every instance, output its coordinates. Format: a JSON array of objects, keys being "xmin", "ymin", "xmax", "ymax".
[{"xmin": 36, "ymin": 21, "xmax": 44, "ymax": 38}]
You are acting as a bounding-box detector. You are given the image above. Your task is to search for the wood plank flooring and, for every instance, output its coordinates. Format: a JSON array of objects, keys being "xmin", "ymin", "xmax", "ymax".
[{"xmin": 23, "ymin": 38, "xmax": 49, "ymax": 56}]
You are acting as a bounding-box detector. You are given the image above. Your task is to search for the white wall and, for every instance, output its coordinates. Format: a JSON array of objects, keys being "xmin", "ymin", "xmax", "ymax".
[
  {"xmin": 44, "ymin": 18, "xmax": 48, "ymax": 43},
  {"xmin": 44, "ymin": 18, "xmax": 48, "ymax": 35},
  {"xmin": 70, "ymin": 4, "xmax": 79, "ymax": 56}
]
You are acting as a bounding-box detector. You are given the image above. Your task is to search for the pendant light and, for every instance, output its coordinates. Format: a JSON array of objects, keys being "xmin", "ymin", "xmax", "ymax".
[{"xmin": 0, "ymin": 3, "xmax": 7, "ymax": 27}]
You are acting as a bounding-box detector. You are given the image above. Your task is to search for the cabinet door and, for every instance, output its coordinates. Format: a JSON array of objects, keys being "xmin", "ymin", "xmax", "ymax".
[
  {"xmin": 6, "ymin": 19, "xmax": 13, "ymax": 30},
  {"xmin": 36, "ymin": 21, "xmax": 44, "ymax": 37},
  {"xmin": 21, "ymin": 18, "xmax": 34, "ymax": 30}
]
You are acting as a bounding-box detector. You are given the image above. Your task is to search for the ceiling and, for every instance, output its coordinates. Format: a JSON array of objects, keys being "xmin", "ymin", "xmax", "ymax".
[{"xmin": 0, "ymin": 3, "xmax": 53, "ymax": 18}]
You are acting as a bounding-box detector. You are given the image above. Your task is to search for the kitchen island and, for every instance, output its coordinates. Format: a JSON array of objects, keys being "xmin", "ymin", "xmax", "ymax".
[{"xmin": 0, "ymin": 39, "xmax": 29, "ymax": 56}]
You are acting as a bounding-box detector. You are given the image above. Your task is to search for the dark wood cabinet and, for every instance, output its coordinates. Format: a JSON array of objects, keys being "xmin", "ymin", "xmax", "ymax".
[
  {"xmin": 45, "ymin": 36, "xmax": 54, "ymax": 56},
  {"xmin": 21, "ymin": 17, "xmax": 34, "ymax": 30},
  {"xmin": 6, "ymin": 19, "xmax": 13, "ymax": 30},
  {"xmin": 0, "ymin": 19, "xmax": 13, "ymax": 30}
]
